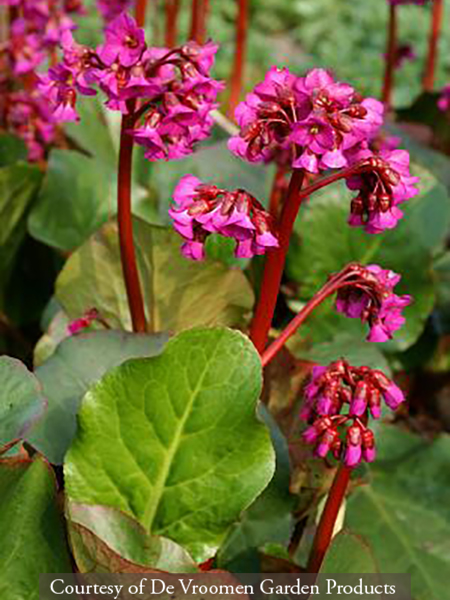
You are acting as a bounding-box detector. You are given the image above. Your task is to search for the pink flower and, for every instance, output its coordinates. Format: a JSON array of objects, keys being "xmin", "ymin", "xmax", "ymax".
[
  {"xmin": 97, "ymin": 12, "xmax": 146, "ymax": 67},
  {"xmin": 438, "ymin": 85, "xmax": 450, "ymax": 112},
  {"xmin": 346, "ymin": 149, "xmax": 419, "ymax": 234},
  {"xmin": 335, "ymin": 263, "xmax": 412, "ymax": 343},
  {"xmin": 67, "ymin": 308, "xmax": 100, "ymax": 335},
  {"xmin": 169, "ymin": 175, "xmax": 279, "ymax": 260},
  {"xmin": 40, "ymin": 12, "xmax": 223, "ymax": 156},
  {"xmin": 301, "ymin": 360, "xmax": 405, "ymax": 467},
  {"xmin": 228, "ymin": 66, "xmax": 384, "ymax": 174}
]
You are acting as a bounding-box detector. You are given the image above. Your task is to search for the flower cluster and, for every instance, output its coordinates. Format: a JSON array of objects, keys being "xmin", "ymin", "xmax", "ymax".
[
  {"xmin": 335, "ymin": 263, "xmax": 412, "ymax": 343},
  {"xmin": 229, "ymin": 67, "xmax": 419, "ymax": 233},
  {"xmin": 345, "ymin": 150, "xmax": 419, "ymax": 233},
  {"xmin": 438, "ymin": 85, "xmax": 450, "ymax": 112},
  {"xmin": 96, "ymin": 0, "xmax": 132, "ymax": 24},
  {"xmin": 302, "ymin": 361, "xmax": 405, "ymax": 467},
  {"xmin": 229, "ymin": 67, "xmax": 383, "ymax": 173},
  {"xmin": 40, "ymin": 13, "xmax": 223, "ymax": 160},
  {"xmin": 0, "ymin": 0, "xmax": 85, "ymax": 159},
  {"xmin": 169, "ymin": 175, "xmax": 279, "ymax": 260}
]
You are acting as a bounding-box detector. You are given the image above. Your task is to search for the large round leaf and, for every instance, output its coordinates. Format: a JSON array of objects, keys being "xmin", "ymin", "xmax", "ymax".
[
  {"xmin": 28, "ymin": 148, "xmax": 117, "ymax": 252},
  {"xmin": 0, "ymin": 457, "xmax": 72, "ymax": 599},
  {"xmin": 65, "ymin": 327, "xmax": 275, "ymax": 562},
  {"xmin": 56, "ymin": 220, "xmax": 254, "ymax": 333},
  {"xmin": 286, "ymin": 166, "xmax": 449, "ymax": 351},
  {"xmin": 0, "ymin": 356, "xmax": 47, "ymax": 450},
  {"xmin": 28, "ymin": 330, "xmax": 168, "ymax": 465}
]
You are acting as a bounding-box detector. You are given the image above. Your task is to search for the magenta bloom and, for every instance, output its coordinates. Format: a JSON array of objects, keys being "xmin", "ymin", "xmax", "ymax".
[
  {"xmin": 41, "ymin": 15, "xmax": 223, "ymax": 159},
  {"xmin": 335, "ymin": 263, "xmax": 412, "ymax": 343},
  {"xmin": 346, "ymin": 149, "xmax": 419, "ymax": 234},
  {"xmin": 301, "ymin": 360, "xmax": 405, "ymax": 467},
  {"xmin": 169, "ymin": 175, "xmax": 279, "ymax": 260},
  {"xmin": 229, "ymin": 66, "xmax": 383, "ymax": 174},
  {"xmin": 67, "ymin": 308, "xmax": 100, "ymax": 335},
  {"xmin": 438, "ymin": 85, "xmax": 450, "ymax": 112},
  {"xmin": 97, "ymin": 12, "xmax": 145, "ymax": 67}
]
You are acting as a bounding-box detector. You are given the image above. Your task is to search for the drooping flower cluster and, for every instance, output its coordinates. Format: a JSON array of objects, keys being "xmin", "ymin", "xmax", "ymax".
[
  {"xmin": 438, "ymin": 85, "xmax": 450, "ymax": 112},
  {"xmin": 96, "ymin": 0, "xmax": 132, "ymax": 24},
  {"xmin": 229, "ymin": 67, "xmax": 419, "ymax": 234},
  {"xmin": 345, "ymin": 150, "xmax": 419, "ymax": 233},
  {"xmin": 334, "ymin": 263, "xmax": 412, "ymax": 343},
  {"xmin": 0, "ymin": 0, "xmax": 85, "ymax": 159},
  {"xmin": 169, "ymin": 175, "xmax": 279, "ymax": 260},
  {"xmin": 302, "ymin": 360, "xmax": 405, "ymax": 467},
  {"xmin": 40, "ymin": 13, "xmax": 223, "ymax": 160}
]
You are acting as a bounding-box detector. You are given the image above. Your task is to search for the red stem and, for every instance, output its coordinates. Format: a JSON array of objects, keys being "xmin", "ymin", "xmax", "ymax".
[
  {"xmin": 307, "ymin": 465, "xmax": 352, "ymax": 572},
  {"xmin": 227, "ymin": 0, "xmax": 249, "ymax": 118},
  {"xmin": 249, "ymin": 169, "xmax": 305, "ymax": 354},
  {"xmin": 261, "ymin": 275, "xmax": 351, "ymax": 368},
  {"xmin": 165, "ymin": 0, "xmax": 180, "ymax": 47},
  {"xmin": 269, "ymin": 164, "xmax": 288, "ymax": 219},
  {"xmin": 117, "ymin": 112, "xmax": 147, "ymax": 333},
  {"xmin": 249, "ymin": 163, "xmax": 366, "ymax": 355},
  {"xmin": 190, "ymin": 0, "xmax": 209, "ymax": 43},
  {"xmin": 423, "ymin": 0, "xmax": 444, "ymax": 92},
  {"xmin": 382, "ymin": 4, "xmax": 397, "ymax": 106},
  {"xmin": 135, "ymin": 0, "xmax": 148, "ymax": 27}
]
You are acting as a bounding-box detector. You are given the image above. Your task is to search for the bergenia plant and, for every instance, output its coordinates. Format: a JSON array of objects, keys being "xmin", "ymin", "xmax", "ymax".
[{"xmin": 1, "ymin": 1, "xmax": 448, "ymax": 596}]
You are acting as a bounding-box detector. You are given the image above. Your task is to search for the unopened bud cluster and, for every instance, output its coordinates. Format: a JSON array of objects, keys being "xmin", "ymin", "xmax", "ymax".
[{"xmin": 302, "ymin": 361, "xmax": 405, "ymax": 467}]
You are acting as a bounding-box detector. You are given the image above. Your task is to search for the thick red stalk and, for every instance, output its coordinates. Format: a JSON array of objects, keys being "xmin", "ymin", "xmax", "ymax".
[
  {"xmin": 249, "ymin": 163, "xmax": 366, "ymax": 355},
  {"xmin": 307, "ymin": 465, "xmax": 352, "ymax": 573},
  {"xmin": 269, "ymin": 165, "xmax": 288, "ymax": 219},
  {"xmin": 249, "ymin": 169, "xmax": 305, "ymax": 354},
  {"xmin": 227, "ymin": 0, "xmax": 249, "ymax": 118},
  {"xmin": 190, "ymin": 0, "xmax": 209, "ymax": 43},
  {"xmin": 423, "ymin": 0, "xmax": 444, "ymax": 92},
  {"xmin": 135, "ymin": 0, "xmax": 148, "ymax": 27},
  {"xmin": 382, "ymin": 4, "xmax": 397, "ymax": 106},
  {"xmin": 261, "ymin": 276, "xmax": 351, "ymax": 368},
  {"xmin": 165, "ymin": 0, "xmax": 180, "ymax": 47},
  {"xmin": 117, "ymin": 112, "xmax": 147, "ymax": 333}
]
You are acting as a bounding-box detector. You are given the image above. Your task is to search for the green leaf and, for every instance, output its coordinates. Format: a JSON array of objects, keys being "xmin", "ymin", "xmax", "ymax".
[
  {"xmin": 28, "ymin": 330, "xmax": 168, "ymax": 465},
  {"xmin": 347, "ymin": 427, "xmax": 450, "ymax": 599},
  {"xmin": 0, "ymin": 162, "xmax": 43, "ymax": 306},
  {"xmin": 28, "ymin": 149, "xmax": 116, "ymax": 251},
  {"xmin": 0, "ymin": 457, "xmax": 72, "ymax": 599},
  {"xmin": 286, "ymin": 166, "xmax": 449, "ymax": 351},
  {"xmin": 319, "ymin": 531, "xmax": 379, "ymax": 573},
  {"xmin": 56, "ymin": 219, "xmax": 254, "ymax": 333},
  {"xmin": 0, "ymin": 356, "xmax": 46, "ymax": 449},
  {"xmin": 67, "ymin": 503, "xmax": 197, "ymax": 573},
  {"xmin": 217, "ymin": 404, "xmax": 295, "ymax": 571},
  {"xmin": 65, "ymin": 327, "xmax": 275, "ymax": 562}
]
